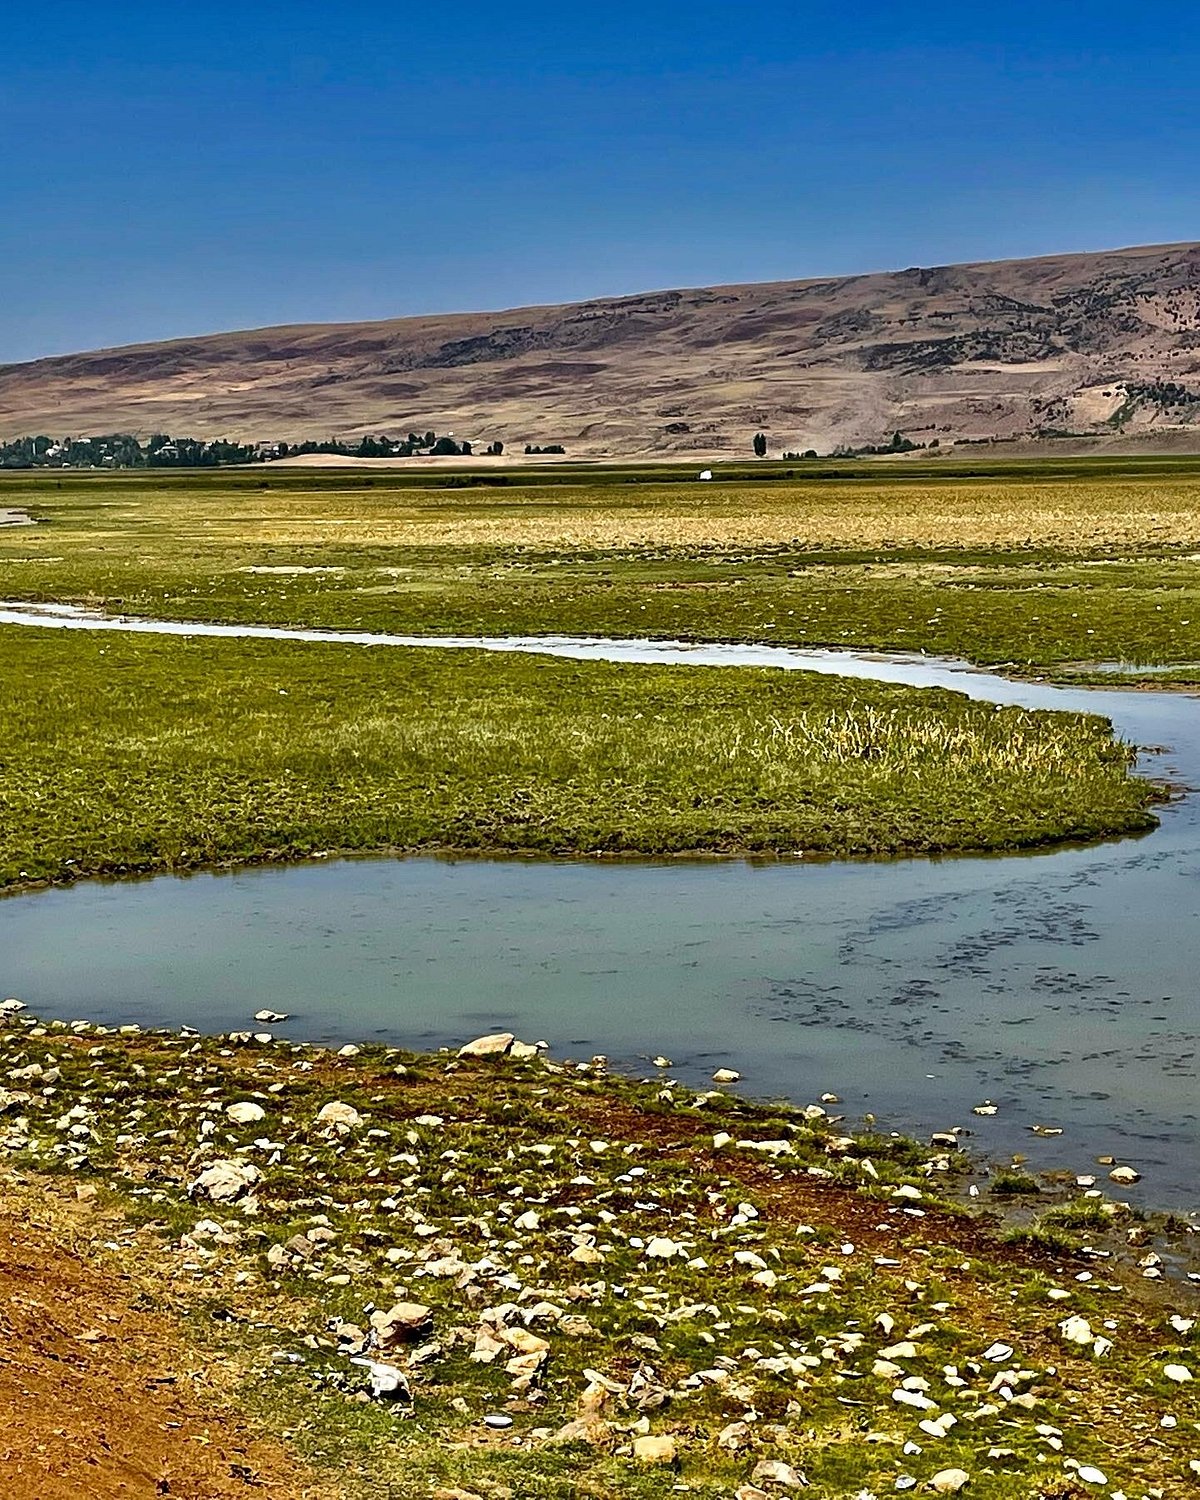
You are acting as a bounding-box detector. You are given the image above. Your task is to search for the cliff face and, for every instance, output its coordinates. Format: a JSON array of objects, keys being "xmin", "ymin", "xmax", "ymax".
[{"xmin": 4, "ymin": 241, "xmax": 1200, "ymax": 455}]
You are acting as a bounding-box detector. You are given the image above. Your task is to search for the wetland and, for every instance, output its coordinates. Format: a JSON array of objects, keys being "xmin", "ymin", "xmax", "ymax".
[{"xmin": 4, "ymin": 457, "xmax": 1200, "ymax": 1496}]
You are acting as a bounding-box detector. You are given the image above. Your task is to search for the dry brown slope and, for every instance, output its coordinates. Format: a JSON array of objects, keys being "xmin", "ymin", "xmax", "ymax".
[{"xmin": 4, "ymin": 240, "xmax": 1200, "ymax": 455}]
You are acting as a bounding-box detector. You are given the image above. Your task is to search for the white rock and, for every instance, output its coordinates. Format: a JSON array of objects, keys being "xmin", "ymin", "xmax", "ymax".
[
  {"xmin": 929, "ymin": 1470, "xmax": 969, "ymax": 1494},
  {"xmin": 1164, "ymin": 1363, "xmax": 1193, "ymax": 1383},
  {"xmin": 316, "ymin": 1101, "xmax": 362, "ymax": 1130},
  {"xmin": 751, "ymin": 1458, "xmax": 806, "ymax": 1487},
  {"xmin": 226, "ymin": 1101, "xmax": 266, "ymax": 1125},
  {"xmin": 1076, "ymin": 1467, "xmax": 1107, "ymax": 1487},
  {"xmin": 459, "ymin": 1032, "xmax": 515, "ymax": 1058},
  {"xmin": 1058, "ymin": 1315, "xmax": 1093, "ymax": 1345},
  {"xmin": 1109, "ymin": 1164, "xmax": 1141, "ymax": 1184},
  {"xmin": 645, "ymin": 1236, "xmax": 685, "ymax": 1259},
  {"xmin": 254, "ymin": 1009, "xmax": 288, "ymax": 1023},
  {"xmin": 712, "ymin": 1068, "xmax": 741, "ymax": 1084},
  {"xmin": 190, "ymin": 1159, "xmax": 260, "ymax": 1204}
]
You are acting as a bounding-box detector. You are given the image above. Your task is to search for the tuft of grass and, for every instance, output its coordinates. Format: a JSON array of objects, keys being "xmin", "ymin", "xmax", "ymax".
[
  {"xmin": 1041, "ymin": 1197, "xmax": 1132, "ymax": 1229},
  {"xmin": 990, "ymin": 1170, "xmax": 1042, "ymax": 1196}
]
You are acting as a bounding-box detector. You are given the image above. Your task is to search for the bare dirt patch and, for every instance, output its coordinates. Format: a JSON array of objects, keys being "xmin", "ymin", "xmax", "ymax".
[{"xmin": 0, "ymin": 1189, "xmax": 320, "ymax": 1500}]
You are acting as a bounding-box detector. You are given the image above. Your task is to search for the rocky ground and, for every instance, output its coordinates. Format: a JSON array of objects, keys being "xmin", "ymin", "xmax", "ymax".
[{"xmin": 3, "ymin": 1004, "xmax": 1200, "ymax": 1498}]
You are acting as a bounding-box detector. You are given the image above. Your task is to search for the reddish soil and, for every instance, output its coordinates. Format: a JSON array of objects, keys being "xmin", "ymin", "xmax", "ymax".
[{"xmin": 0, "ymin": 1196, "xmax": 318, "ymax": 1500}]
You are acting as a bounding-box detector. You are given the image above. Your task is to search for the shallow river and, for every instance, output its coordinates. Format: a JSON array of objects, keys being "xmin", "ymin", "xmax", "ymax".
[{"xmin": 2, "ymin": 604, "xmax": 1199, "ymax": 1203}]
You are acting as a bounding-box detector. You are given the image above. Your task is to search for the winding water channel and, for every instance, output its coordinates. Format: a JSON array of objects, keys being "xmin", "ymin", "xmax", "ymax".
[{"xmin": 2, "ymin": 602, "xmax": 1199, "ymax": 1203}]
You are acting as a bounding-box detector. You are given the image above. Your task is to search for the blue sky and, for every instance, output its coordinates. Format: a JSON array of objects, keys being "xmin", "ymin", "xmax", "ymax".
[{"xmin": 2, "ymin": 1, "xmax": 1199, "ymax": 362}]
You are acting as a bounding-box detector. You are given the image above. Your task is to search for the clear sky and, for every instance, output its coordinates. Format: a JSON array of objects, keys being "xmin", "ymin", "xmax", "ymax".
[{"xmin": 3, "ymin": 0, "xmax": 1199, "ymax": 363}]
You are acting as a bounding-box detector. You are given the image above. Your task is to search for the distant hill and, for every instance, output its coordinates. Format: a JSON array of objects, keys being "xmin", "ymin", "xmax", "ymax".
[{"xmin": 4, "ymin": 242, "xmax": 1200, "ymax": 458}]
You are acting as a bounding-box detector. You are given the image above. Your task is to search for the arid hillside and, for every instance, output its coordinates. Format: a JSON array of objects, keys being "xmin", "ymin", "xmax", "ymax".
[{"xmin": 4, "ymin": 241, "xmax": 1200, "ymax": 457}]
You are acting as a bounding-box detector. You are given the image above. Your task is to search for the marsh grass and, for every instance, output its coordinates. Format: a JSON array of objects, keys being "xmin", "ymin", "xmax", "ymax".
[
  {"xmin": 3, "ymin": 463, "xmax": 1200, "ymax": 675},
  {"xmin": 0, "ymin": 627, "xmax": 1158, "ymax": 886}
]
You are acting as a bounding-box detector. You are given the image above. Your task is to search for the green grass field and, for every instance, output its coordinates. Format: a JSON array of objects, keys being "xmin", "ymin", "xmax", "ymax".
[
  {"xmin": 0, "ymin": 456, "xmax": 1192, "ymax": 878},
  {"xmin": 4, "ymin": 457, "xmax": 1200, "ymax": 675}
]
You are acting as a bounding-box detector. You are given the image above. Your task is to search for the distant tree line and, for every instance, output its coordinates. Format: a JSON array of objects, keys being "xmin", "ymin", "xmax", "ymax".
[
  {"xmin": 831, "ymin": 431, "xmax": 938, "ymax": 458},
  {"xmin": 0, "ymin": 430, "xmax": 560, "ymax": 469},
  {"xmin": 0, "ymin": 432, "xmax": 264, "ymax": 469},
  {"xmin": 1126, "ymin": 381, "xmax": 1200, "ymax": 409}
]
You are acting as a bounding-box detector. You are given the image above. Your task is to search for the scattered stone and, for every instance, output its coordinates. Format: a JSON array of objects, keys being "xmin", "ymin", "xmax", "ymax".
[
  {"xmin": 632, "ymin": 1434, "xmax": 677, "ymax": 1465},
  {"xmin": 713, "ymin": 1068, "xmax": 741, "ymax": 1084},
  {"xmin": 225, "ymin": 1101, "xmax": 266, "ymax": 1125},
  {"xmin": 929, "ymin": 1470, "xmax": 969, "ymax": 1494},
  {"xmin": 370, "ymin": 1302, "xmax": 433, "ymax": 1347},
  {"xmin": 254, "ymin": 1009, "xmax": 288, "ymax": 1024},
  {"xmin": 459, "ymin": 1032, "xmax": 516, "ymax": 1058},
  {"xmin": 1109, "ymin": 1165, "xmax": 1141, "ymax": 1185},
  {"xmin": 1076, "ymin": 1467, "xmax": 1108, "ymax": 1487},
  {"xmin": 752, "ymin": 1458, "xmax": 806, "ymax": 1487},
  {"xmin": 1164, "ymin": 1363, "xmax": 1193, "ymax": 1383},
  {"xmin": 190, "ymin": 1159, "xmax": 260, "ymax": 1204},
  {"xmin": 315, "ymin": 1101, "xmax": 363, "ymax": 1130}
]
